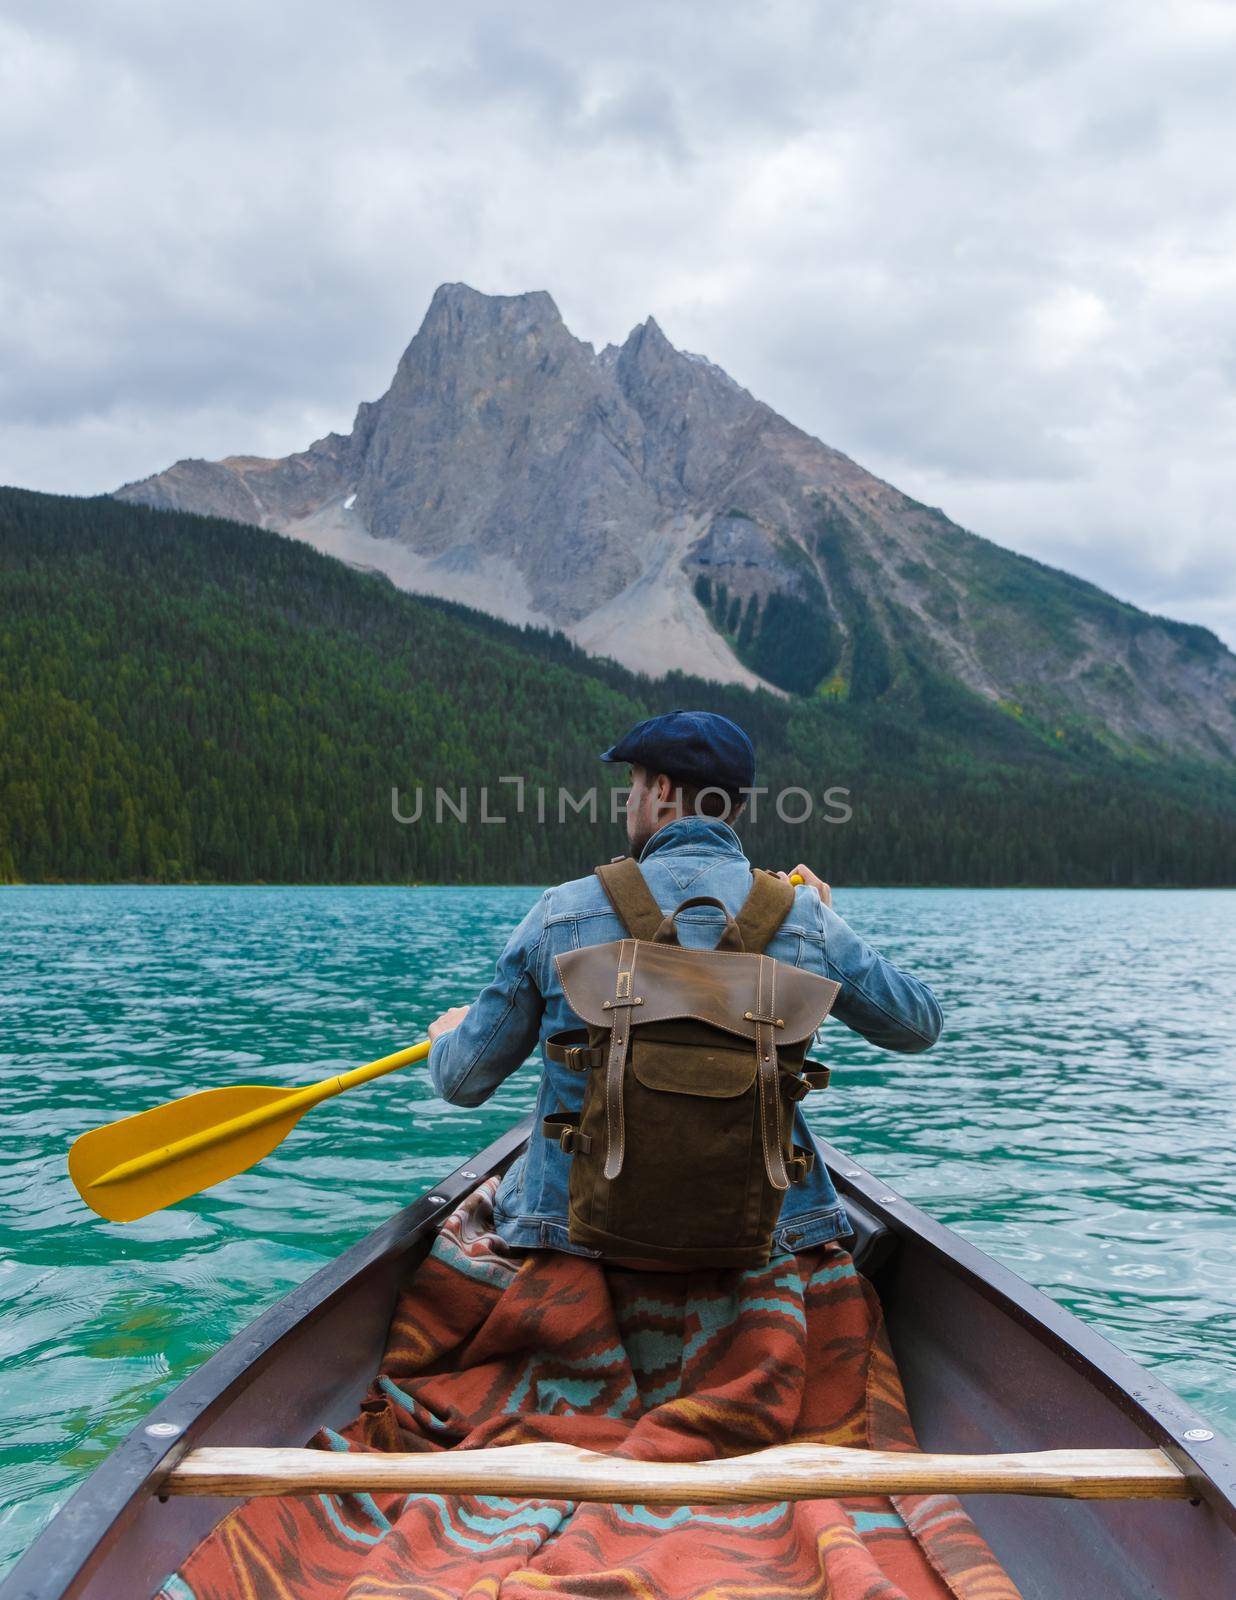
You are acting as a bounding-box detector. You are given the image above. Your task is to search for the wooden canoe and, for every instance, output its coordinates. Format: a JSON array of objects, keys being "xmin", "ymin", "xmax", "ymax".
[{"xmin": 3, "ymin": 1117, "xmax": 1234, "ymax": 1599}]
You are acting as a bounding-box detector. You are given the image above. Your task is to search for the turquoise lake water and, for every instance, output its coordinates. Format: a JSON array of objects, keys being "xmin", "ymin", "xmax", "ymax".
[{"xmin": 2, "ymin": 884, "xmax": 1235, "ymax": 1572}]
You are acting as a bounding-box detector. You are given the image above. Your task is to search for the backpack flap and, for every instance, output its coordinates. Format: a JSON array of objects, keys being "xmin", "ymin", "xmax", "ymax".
[{"xmin": 556, "ymin": 940, "xmax": 841, "ymax": 1043}]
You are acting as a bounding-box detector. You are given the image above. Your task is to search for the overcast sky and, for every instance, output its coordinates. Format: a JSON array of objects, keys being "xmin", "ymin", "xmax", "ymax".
[{"xmin": 4, "ymin": 0, "xmax": 1236, "ymax": 641}]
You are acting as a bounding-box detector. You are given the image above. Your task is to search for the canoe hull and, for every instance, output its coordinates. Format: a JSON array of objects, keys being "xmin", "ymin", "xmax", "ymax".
[{"xmin": 4, "ymin": 1123, "xmax": 1233, "ymax": 1600}]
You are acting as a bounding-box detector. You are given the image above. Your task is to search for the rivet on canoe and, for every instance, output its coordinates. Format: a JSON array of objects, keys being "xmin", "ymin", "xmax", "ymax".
[
  {"xmin": 427, "ymin": 1195, "xmax": 448, "ymax": 1205},
  {"xmin": 459, "ymin": 1170, "xmax": 479, "ymax": 1179},
  {"xmin": 145, "ymin": 1422, "xmax": 181, "ymax": 1439},
  {"xmin": 1184, "ymin": 1428, "xmax": 1215, "ymax": 1442}
]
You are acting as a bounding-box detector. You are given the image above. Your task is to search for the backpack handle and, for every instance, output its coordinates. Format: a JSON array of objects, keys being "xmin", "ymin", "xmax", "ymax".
[{"xmin": 652, "ymin": 896, "xmax": 745, "ymax": 952}]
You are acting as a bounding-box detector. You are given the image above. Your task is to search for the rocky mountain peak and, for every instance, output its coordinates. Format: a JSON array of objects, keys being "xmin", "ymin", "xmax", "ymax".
[
  {"xmin": 622, "ymin": 313, "xmax": 670, "ymax": 352},
  {"xmin": 388, "ymin": 282, "xmax": 588, "ymax": 394},
  {"xmin": 112, "ymin": 284, "xmax": 1236, "ymax": 763},
  {"xmin": 420, "ymin": 281, "xmax": 570, "ymax": 340},
  {"xmin": 617, "ymin": 313, "xmax": 701, "ymax": 385}
]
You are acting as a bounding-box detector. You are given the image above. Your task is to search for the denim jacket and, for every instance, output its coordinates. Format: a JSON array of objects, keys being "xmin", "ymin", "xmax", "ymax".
[{"xmin": 429, "ymin": 817, "xmax": 943, "ymax": 1256}]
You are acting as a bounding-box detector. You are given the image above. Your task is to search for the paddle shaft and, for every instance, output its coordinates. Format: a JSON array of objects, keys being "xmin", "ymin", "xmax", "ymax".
[
  {"xmin": 93, "ymin": 1040, "xmax": 432, "ymax": 1187},
  {"xmin": 164, "ymin": 1443, "xmax": 1192, "ymax": 1501}
]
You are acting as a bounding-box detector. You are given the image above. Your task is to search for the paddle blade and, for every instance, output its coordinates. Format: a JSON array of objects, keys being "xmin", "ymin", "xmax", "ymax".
[{"xmin": 69, "ymin": 1085, "xmax": 309, "ymax": 1222}]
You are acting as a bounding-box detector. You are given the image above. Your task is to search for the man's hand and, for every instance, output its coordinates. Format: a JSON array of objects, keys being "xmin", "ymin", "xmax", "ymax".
[
  {"xmin": 428, "ymin": 1004, "xmax": 470, "ymax": 1043},
  {"xmin": 778, "ymin": 863, "xmax": 832, "ymax": 907}
]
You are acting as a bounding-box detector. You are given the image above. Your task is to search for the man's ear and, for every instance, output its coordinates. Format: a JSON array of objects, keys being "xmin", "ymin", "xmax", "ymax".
[{"xmin": 654, "ymin": 772, "xmax": 676, "ymax": 806}]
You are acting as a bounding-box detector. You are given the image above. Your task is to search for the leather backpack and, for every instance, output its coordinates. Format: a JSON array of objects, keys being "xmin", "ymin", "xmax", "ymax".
[{"xmin": 542, "ymin": 858, "xmax": 841, "ymax": 1269}]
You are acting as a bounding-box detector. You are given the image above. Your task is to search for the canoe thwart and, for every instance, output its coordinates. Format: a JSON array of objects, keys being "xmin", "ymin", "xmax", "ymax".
[{"xmin": 163, "ymin": 1442, "xmax": 1193, "ymax": 1502}]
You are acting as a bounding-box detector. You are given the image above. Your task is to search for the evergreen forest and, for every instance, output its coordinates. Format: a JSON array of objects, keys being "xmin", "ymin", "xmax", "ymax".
[{"xmin": 2, "ymin": 487, "xmax": 1234, "ymax": 886}]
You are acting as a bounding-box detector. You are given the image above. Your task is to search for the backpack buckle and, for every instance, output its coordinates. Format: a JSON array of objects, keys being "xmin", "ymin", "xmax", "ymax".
[
  {"xmin": 785, "ymin": 1067, "xmax": 830, "ymax": 1104},
  {"xmin": 787, "ymin": 1144, "xmax": 816, "ymax": 1183},
  {"xmin": 546, "ymin": 1031, "xmax": 601, "ymax": 1071},
  {"xmin": 542, "ymin": 1113, "xmax": 592, "ymax": 1156}
]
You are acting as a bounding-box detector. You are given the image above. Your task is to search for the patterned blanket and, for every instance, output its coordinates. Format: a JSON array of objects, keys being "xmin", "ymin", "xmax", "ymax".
[{"xmin": 160, "ymin": 1178, "xmax": 1021, "ymax": 1600}]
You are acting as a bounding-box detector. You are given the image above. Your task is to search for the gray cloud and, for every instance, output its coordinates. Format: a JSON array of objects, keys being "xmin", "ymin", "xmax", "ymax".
[{"xmin": 3, "ymin": 0, "xmax": 1236, "ymax": 639}]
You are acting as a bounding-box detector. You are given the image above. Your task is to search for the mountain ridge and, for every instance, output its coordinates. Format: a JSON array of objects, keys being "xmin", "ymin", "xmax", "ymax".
[{"xmin": 114, "ymin": 283, "xmax": 1236, "ymax": 762}]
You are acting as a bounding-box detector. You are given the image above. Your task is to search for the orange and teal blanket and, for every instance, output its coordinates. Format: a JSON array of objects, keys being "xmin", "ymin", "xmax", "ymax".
[{"xmin": 161, "ymin": 1178, "xmax": 1021, "ymax": 1600}]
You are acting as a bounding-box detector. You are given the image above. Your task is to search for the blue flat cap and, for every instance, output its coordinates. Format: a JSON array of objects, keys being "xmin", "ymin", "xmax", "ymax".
[{"xmin": 600, "ymin": 709, "xmax": 755, "ymax": 792}]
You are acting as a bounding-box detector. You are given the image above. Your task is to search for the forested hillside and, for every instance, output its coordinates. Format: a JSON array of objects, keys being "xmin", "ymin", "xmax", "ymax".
[{"xmin": 2, "ymin": 487, "xmax": 1234, "ymax": 886}]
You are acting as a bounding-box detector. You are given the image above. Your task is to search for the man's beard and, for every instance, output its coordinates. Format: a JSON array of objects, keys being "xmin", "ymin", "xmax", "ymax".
[
  {"xmin": 627, "ymin": 785, "xmax": 690, "ymax": 856},
  {"xmin": 627, "ymin": 816, "xmax": 655, "ymax": 856}
]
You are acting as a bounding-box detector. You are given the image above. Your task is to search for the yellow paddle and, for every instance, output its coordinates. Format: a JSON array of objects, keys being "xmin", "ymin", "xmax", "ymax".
[{"xmin": 69, "ymin": 1039, "xmax": 431, "ymax": 1223}]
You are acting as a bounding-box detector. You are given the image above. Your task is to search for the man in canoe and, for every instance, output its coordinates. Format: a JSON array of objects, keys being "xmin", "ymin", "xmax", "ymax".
[{"xmin": 427, "ymin": 710, "xmax": 942, "ymax": 1259}]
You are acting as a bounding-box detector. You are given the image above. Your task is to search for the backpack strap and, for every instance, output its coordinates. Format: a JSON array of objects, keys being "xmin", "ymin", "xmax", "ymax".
[
  {"xmin": 739, "ymin": 874, "xmax": 795, "ymax": 1192},
  {"xmin": 754, "ymin": 951, "xmax": 791, "ymax": 1191},
  {"xmin": 734, "ymin": 869, "xmax": 795, "ymax": 953},
  {"xmin": 594, "ymin": 858, "xmax": 664, "ymax": 941},
  {"xmin": 599, "ymin": 860, "xmax": 793, "ymax": 950},
  {"xmin": 602, "ymin": 936, "xmax": 639, "ymax": 1179}
]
